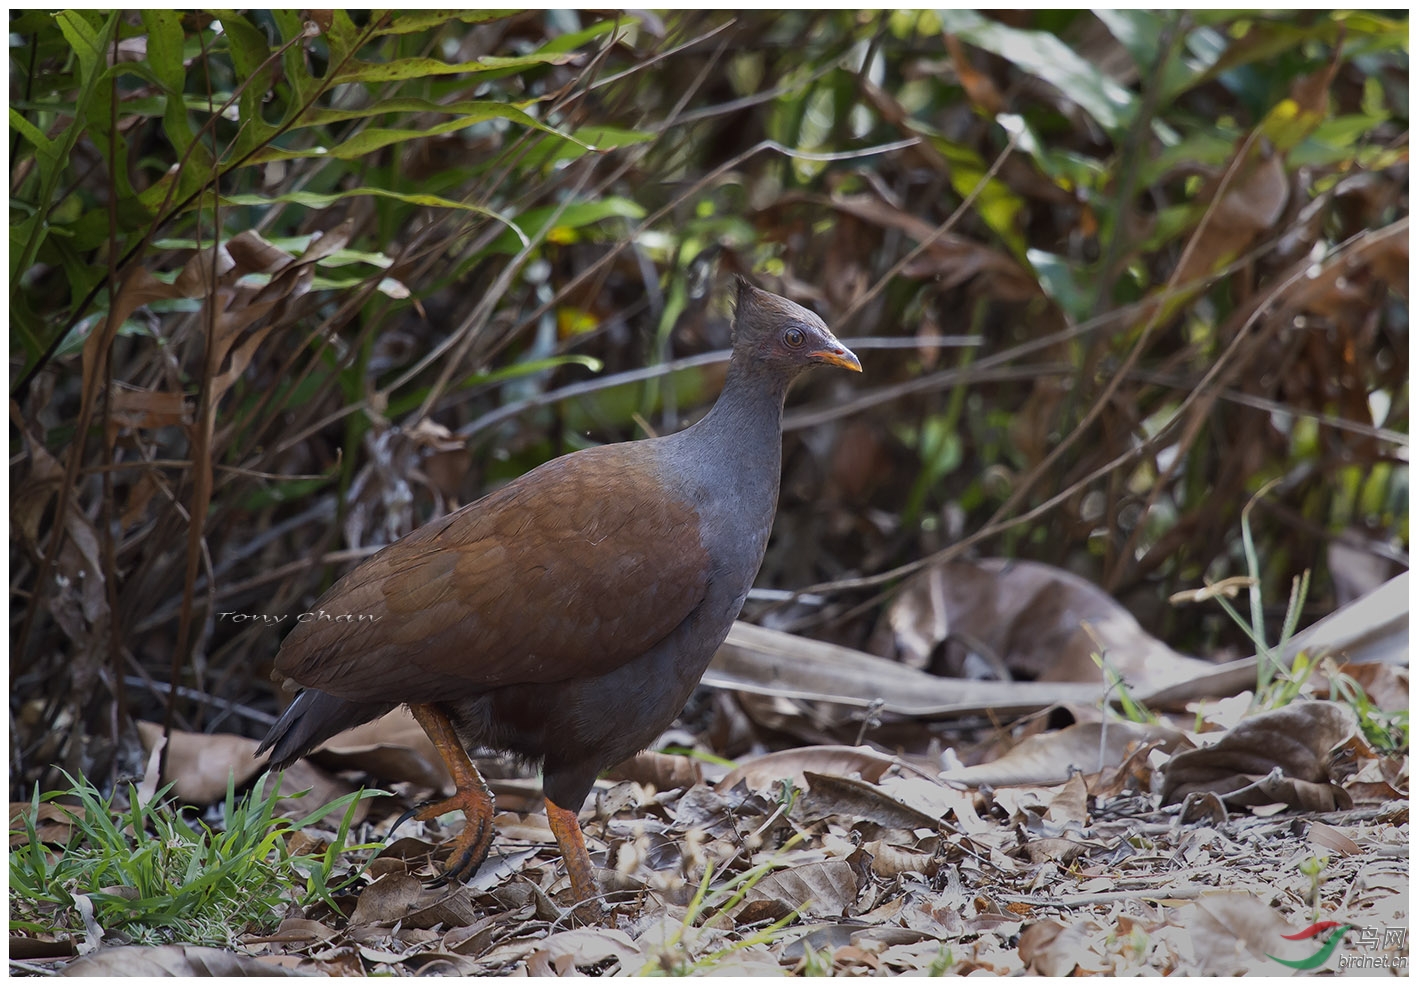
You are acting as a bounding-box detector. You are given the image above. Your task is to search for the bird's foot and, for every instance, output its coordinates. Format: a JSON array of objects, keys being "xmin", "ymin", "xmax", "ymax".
[
  {"xmin": 545, "ymin": 797, "xmax": 600, "ymax": 905},
  {"xmin": 390, "ymin": 787, "xmax": 496, "ymax": 887},
  {"xmin": 391, "ymin": 703, "xmax": 498, "ymax": 887}
]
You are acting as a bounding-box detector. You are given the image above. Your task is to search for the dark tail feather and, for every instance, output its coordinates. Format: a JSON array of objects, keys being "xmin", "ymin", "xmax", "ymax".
[{"xmin": 255, "ymin": 690, "xmax": 394, "ymax": 769}]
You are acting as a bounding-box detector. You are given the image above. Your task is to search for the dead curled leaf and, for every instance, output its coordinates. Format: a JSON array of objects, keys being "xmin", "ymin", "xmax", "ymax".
[
  {"xmin": 710, "ymin": 620, "xmax": 1105, "ymax": 718},
  {"xmin": 1306, "ymin": 820, "xmax": 1362, "ymax": 856},
  {"xmin": 1012, "ymin": 837, "xmax": 1090, "ymax": 866},
  {"xmin": 1017, "ymin": 918, "xmax": 1088, "ymax": 976},
  {"xmin": 741, "ymin": 859, "xmax": 867, "ymax": 921},
  {"xmin": 348, "ymin": 872, "xmax": 427, "ymax": 926},
  {"xmin": 1161, "ymin": 701, "xmax": 1358, "ymax": 808},
  {"xmin": 527, "ymin": 929, "xmax": 644, "ymax": 972},
  {"xmin": 716, "ymin": 744, "xmax": 911, "ymax": 795},
  {"xmin": 133, "ymin": 721, "xmax": 264, "ymax": 802},
  {"xmin": 1181, "ymin": 891, "xmax": 1307, "ymax": 975},
  {"xmin": 939, "ymin": 720, "xmax": 1185, "ymax": 788},
  {"xmin": 60, "ymin": 944, "xmax": 303, "ymax": 976},
  {"xmin": 605, "ymin": 750, "xmax": 703, "ymax": 793},
  {"xmin": 860, "ymin": 840, "xmax": 936, "ymax": 878},
  {"xmin": 871, "ymin": 559, "xmax": 1214, "ymax": 693},
  {"xmin": 796, "ymin": 772, "xmax": 939, "ymax": 830},
  {"xmin": 317, "ymin": 707, "xmax": 452, "ymax": 791},
  {"xmin": 133, "ymin": 721, "xmax": 362, "ymax": 825}
]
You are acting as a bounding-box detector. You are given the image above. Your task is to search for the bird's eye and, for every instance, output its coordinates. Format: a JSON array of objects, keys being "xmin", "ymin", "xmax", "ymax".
[{"xmin": 783, "ymin": 326, "xmax": 806, "ymax": 348}]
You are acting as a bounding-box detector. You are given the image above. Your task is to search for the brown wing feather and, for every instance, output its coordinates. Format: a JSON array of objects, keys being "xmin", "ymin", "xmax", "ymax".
[{"xmin": 275, "ymin": 444, "xmax": 709, "ymax": 703}]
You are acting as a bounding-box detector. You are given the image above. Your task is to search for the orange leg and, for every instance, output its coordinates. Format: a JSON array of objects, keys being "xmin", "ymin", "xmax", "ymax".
[
  {"xmin": 406, "ymin": 703, "xmax": 496, "ymax": 886},
  {"xmin": 545, "ymin": 797, "xmax": 599, "ymax": 904}
]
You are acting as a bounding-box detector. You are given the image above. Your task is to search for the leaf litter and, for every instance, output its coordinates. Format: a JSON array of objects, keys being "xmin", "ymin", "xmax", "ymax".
[{"xmin": 16, "ymin": 567, "xmax": 1407, "ymax": 975}]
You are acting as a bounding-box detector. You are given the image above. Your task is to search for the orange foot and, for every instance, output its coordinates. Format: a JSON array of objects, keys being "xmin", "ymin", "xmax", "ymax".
[
  {"xmin": 545, "ymin": 797, "xmax": 599, "ymax": 905},
  {"xmin": 398, "ymin": 703, "xmax": 497, "ymax": 887}
]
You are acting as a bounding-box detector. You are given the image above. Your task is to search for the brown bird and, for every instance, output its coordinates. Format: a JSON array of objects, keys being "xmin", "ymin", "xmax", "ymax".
[{"xmin": 256, "ymin": 278, "xmax": 860, "ymax": 903}]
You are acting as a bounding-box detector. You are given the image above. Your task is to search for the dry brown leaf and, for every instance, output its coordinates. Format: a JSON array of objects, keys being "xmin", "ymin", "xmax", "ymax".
[
  {"xmin": 9, "ymin": 801, "xmax": 75, "ymax": 847},
  {"xmin": 670, "ymin": 783, "xmax": 774, "ymax": 838},
  {"xmin": 717, "ymin": 745, "xmax": 913, "ymax": 795},
  {"xmin": 12, "ymin": 419, "xmax": 111, "ymax": 671},
  {"xmin": 133, "ymin": 721, "xmax": 265, "ymax": 803},
  {"xmin": 711, "ymin": 620, "xmax": 1104, "ymax": 717},
  {"xmin": 1017, "ymin": 918, "xmax": 1088, "ymax": 976},
  {"xmin": 1332, "ymin": 661, "xmax": 1408, "ymax": 712},
  {"xmin": 60, "ymin": 944, "xmax": 303, "ymax": 976},
  {"xmin": 132, "ymin": 721, "xmax": 362, "ymax": 824},
  {"xmin": 466, "ymin": 846, "xmax": 542, "ymax": 893},
  {"xmin": 1181, "ymin": 891, "xmax": 1304, "ymax": 975},
  {"xmin": 10, "ymin": 425, "xmax": 69, "ymax": 552},
  {"xmin": 940, "ymin": 720, "xmax": 1185, "ymax": 788},
  {"xmin": 316, "ymin": 707, "xmax": 451, "ymax": 791},
  {"xmin": 859, "ymin": 840, "xmax": 936, "ymax": 878},
  {"xmin": 742, "ymin": 859, "xmax": 865, "ymax": 920},
  {"xmin": 1341, "ymin": 751, "xmax": 1408, "ymax": 804},
  {"xmin": 796, "ymin": 771, "xmax": 939, "ymax": 830},
  {"xmin": 1142, "ymin": 144, "xmax": 1290, "ymax": 337},
  {"xmin": 403, "ymin": 887, "xmax": 482, "ymax": 931},
  {"xmin": 439, "ymin": 916, "xmax": 501, "ymax": 957},
  {"xmin": 1161, "ymin": 701, "xmax": 1357, "ymax": 807},
  {"xmin": 257, "ymin": 916, "xmax": 340, "ymax": 947},
  {"xmin": 605, "ymin": 750, "xmax": 703, "ymax": 793},
  {"xmin": 875, "ymin": 776, "xmax": 992, "ymax": 835},
  {"xmin": 348, "ymin": 872, "xmax": 427, "ymax": 927},
  {"xmin": 877, "ymin": 938, "xmax": 956, "ymax": 972},
  {"xmin": 1093, "ymin": 735, "xmax": 1174, "ymax": 798},
  {"xmin": 1013, "ymin": 837, "xmax": 1089, "ymax": 865},
  {"xmin": 532, "ymin": 928, "xmax": 645, "ymax": 971},
  {"xmin": 1306, "ymin": 820, "xmax": 1362, "ymax": 856},
  {"xmin": 118, "ymin": 470, "xmax": 164, "ymax": 530},
  {"xmin": 882, "ymin": 892, "xmax": 969, "ymax": 940},
  {"xmin": 106, "ymin": 387, "xmax": 191, "ymax": 437},
  {"xmin": 1044, "ymin": 771, "xmax": 1089, "ymax": 825},
  {"xmin": 872, "ymin": 559, "xmax": 1213, "ymax": 692},
  {"xmin": 79, "ymin": 267, "xmax": 184, "ymax": 407},
  {"xmin": 1284, "ymin": 216, "xmax": 1406, "ymax": 319}
]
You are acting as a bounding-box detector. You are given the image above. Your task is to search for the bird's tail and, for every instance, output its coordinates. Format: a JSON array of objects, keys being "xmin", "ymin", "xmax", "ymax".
[{"xmin": 255, "ymin": 689, "xmax": 393, "ymax": 769}]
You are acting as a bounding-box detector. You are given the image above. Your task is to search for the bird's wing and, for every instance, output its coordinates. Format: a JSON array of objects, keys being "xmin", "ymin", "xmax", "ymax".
[{"xmin": 274, "ymin": 445, "xmax": 710, "ymax": 703}]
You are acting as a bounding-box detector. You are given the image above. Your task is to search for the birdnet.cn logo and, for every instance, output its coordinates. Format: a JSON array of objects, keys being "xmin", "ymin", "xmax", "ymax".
[{"xmin": 1267, "ymin": 921, "xmax": 1408, "ymax": 972}]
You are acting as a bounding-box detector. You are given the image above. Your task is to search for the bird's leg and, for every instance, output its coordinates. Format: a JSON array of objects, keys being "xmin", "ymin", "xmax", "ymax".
[
  {"xmin": 403, "ymin": 702, "xmax": 496, "ymax": 886},
  {"xmin": 544, "ymin": 797, "xmax": 599, "ymax": 904}
]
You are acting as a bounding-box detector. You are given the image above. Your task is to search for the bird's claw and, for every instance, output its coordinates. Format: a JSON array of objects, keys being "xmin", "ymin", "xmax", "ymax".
[{"xmin": 386, "ymin": 792, "xmax": 495, "ymax": 887}]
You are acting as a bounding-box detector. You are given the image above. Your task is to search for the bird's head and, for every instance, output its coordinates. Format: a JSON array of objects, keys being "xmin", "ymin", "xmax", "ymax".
[{"xmin": 731, "ymin": 277, "xmax": 861, "ymax": 376}]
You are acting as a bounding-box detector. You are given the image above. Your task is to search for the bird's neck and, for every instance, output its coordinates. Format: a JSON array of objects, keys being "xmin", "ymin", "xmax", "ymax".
[
  {"xmin": 683, "ymin": 361, "xmax": 791, "ymax": 474},
  {"xmin": 666, "ymin": 359, "xmax": 794, "ymax": 608}
]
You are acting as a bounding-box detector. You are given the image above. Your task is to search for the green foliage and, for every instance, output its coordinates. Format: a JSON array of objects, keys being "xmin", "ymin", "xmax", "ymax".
[
  {"xmin": 10, "ymin": 10, "xmax": 1407, "ymax": 817},
  {"xmin": 1093, "ymin": 649, "xmax": 1157, "ymax": 725},
  {"xmin": 9, "ymin": 9, "xmax": 633, "ymax": 374},
  {"xmin": 1197, "ymin": 494, "xmax": 1321, "ymax": 705},
  {"xmin": 1187, "ymin": 497, "xmax": 1406, "ymax": 750},
  {"xmin": 1316, "ymin": 664, "xmax": 1408, "ymax": 754},
  {"xmin": 927, "ymin": 945, "xmax": 956, "ymax": 976},
  {"xmin": 9, "ymin": 772, "xmax": 381, "ymax": 948}
]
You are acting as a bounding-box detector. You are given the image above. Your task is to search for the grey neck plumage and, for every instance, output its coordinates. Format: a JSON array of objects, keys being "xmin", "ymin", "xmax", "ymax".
[{"xmin": 668, "ymin": 357, "xmax": 795, "ymax": 562}]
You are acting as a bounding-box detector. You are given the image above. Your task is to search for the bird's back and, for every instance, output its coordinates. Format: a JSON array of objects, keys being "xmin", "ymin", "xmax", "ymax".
[{"xmin": 272, "ymin": 440, "xmax": 713, "ymax": 704}]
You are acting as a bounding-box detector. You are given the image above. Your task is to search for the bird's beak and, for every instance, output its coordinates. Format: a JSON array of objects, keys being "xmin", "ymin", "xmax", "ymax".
[{"xmin": 810, "ymin": 337, "xmax": 862, "ymax": 373}]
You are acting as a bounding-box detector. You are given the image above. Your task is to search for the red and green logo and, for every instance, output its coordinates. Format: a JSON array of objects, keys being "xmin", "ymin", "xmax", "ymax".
[{"xmin": 1267, "ymin": 921, "xmax": 1353, "ymax": 970}]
